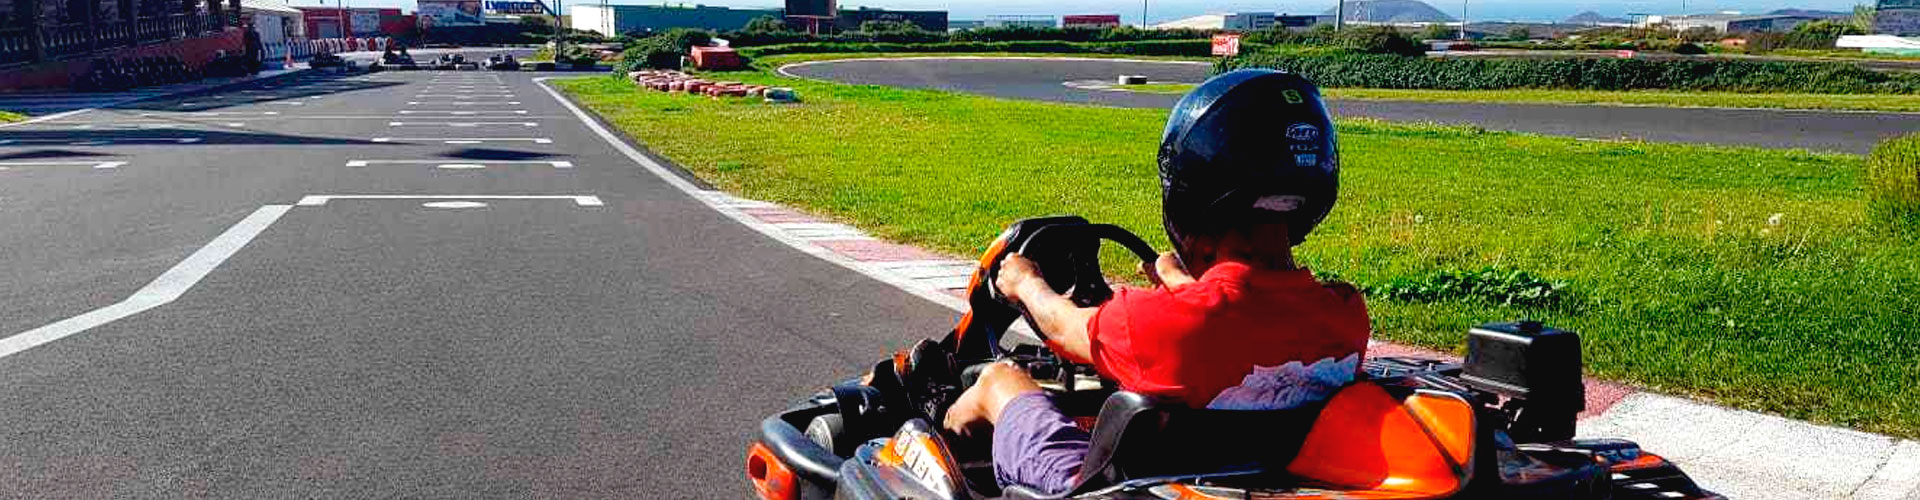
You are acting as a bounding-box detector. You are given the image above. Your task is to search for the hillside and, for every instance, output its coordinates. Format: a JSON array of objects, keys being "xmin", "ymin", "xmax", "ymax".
[
  {"xmin": 1324, "ymin": 0, "xmax": 1454, "ymax": 24},
  {"xmin": 1564, "ymin": 11, "xmax": 1630, "ymax": 25}
]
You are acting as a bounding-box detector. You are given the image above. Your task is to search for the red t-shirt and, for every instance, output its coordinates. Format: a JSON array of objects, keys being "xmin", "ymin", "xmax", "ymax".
[{"xmin": 1085, "ymin": 261, "xmax": 1371, "ymax": 407}]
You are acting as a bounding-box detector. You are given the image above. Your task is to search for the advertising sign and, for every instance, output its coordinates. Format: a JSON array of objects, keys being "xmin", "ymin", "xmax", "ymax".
[
  {"xmin": 350, "ymin": 8, "xmax": 383, "ymax": 36},
  {"xmin": 418, "ymin": 0, "xmax": 484, "ymax": 27},
  {"xmin": 486, "ymin": 1, "xmax": 547, "ymax": 15},
  {"xmin": 1063, "ymin": 14, "xmax": 1121, "ymax": 28},
  {"xmin": 1211, "ymin": 33, "xmax": 1242, "ymax": 57}
]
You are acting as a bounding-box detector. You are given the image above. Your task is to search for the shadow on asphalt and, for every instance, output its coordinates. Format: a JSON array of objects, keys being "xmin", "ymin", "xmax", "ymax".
[
  {"xmin": 113, "ymin": 71, "xmax": 405, "ymax": 113},
  {"xmin": 437, "ymin": 148, "xmax": 557, "ymax": 161},
  {"xmin": 0, "ymin": 129, "xmax": 380, "ymax": 146},
  {"xmin": 0, "ymin": 149, "xmax": 116, "ymax": 161}
]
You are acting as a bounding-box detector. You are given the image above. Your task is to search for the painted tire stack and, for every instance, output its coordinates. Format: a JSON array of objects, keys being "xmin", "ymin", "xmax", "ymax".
[{"xmin": 627, "ymin": 70, "xmax": 798, "ymax": 103}]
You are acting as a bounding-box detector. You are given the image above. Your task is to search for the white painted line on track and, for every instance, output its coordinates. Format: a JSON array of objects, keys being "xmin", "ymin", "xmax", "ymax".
[
  {"xmin": 533, "ymin": 76, "xmax": 968, "ymax": 311},
  {"xmin": 397, "ymin": 110, "xmax": 529, "ymax": 115},
  {"xmin": 408, "ymin": 101, "xmax": 521, "ymax": 105},
  {"xmin": 345, "ymin": 159, "xmax": 571, "ymax": 168},
  {"xmin": 414, "ymin": 94, "xmax": 515, "ymax": 98},
  {"xmin": 370, "ymin": 138, "xmax": 552, "ymax": 144},
  {"xmin": 0, "ymin": 161, "xmax": 126, "ymax": 169},
  {"xmin": 0, "ymin": 205, "xmax": 292, "ymax": 360},
  {"xmin": 295, "ymin": 195, "xmax": 601, "ymax": 206},
  {"xmin": 386, "ymin": 122, "xmax": 539, "ymax": 127}
]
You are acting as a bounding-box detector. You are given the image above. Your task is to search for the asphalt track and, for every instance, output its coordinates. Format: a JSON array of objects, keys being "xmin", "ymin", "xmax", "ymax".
[
  {"xmin": 0, "ymin": 54, "xmax": 952, "ymax": 497},
  {"xmin": 779, "ymin": 57, "xmax": 1920, "ymax": 154}
]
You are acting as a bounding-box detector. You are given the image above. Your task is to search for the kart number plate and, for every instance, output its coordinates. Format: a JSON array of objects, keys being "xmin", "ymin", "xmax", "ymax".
[{"xmin": 889, "ymin": 429, "xmax": 956, "ymax": 498}]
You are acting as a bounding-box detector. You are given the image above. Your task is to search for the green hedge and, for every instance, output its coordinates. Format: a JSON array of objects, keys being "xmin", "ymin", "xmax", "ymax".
[
  {"xmin": 1868, "ymin": 134, "xmax": 1920, "ymax": 233},
  {"xmin": 1217, "ymin": 52, "xmax": 1920, "ymax": 94},
  {"xmin": 739, "ymin": 40, "xmax": 1220, "ymax": 59}
]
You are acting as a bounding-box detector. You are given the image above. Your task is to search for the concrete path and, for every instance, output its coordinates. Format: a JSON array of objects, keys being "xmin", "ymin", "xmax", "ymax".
[{"xmin": 779, "ymin": 57, "xmax": 1920, "ymax": 154}]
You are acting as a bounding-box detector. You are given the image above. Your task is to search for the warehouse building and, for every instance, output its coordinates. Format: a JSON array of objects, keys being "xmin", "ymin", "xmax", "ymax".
[
  {"xmin": 835, "ymin": 7, "xmax": 947, "ymax": 32},
  {"xmin": 569, "ymin": 4, "xmax": 781, "ymax": 36}
]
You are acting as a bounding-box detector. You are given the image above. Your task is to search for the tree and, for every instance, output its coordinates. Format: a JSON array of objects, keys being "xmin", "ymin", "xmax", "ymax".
[
  {"xmin": 1854, "ymin": 4, "xmax": 1878, "ymax": 33},
  {"xmin": 1506, "ymin": 27, "xmax": 1531, "ymax": 40},
  {"xmin": 1419, "ymin": 22, "xmax": 1453, "ymax": 40},
  {"xmin": 743, "ymin": 15, "xmax": 790, "ymax": 33},
  {"xmin": 857, "ymin": 20, "xmax": 922, "ymax": 33},
  {"xmin": 1793, "ymin": 19, "xmax": 1866, "ymax": 38}
]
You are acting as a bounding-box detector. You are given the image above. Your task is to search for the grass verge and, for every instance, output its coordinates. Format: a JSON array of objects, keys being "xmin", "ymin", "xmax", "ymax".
[
  {"xmin": 1112, "ymin": 83, "xmax": 1920, "ymax": 112},
  {"xmin": 558, "ymin": 66, "xmax": 1920, "ymax": 437},
  {"xmin": 0, "ymin": 110, "xmax": 25, "ymax": 123}
]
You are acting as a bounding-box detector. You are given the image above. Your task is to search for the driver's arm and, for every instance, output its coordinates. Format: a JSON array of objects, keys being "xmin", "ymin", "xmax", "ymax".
[{"xmin": 997, "ymin": 254, "xmax": 1097, "ymax": 364}]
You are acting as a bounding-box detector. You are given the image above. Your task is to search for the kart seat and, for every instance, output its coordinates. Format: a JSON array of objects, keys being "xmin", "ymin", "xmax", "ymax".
[
  {"xmin": 999, "ymin": 384, "xmax": 1476, "ymax": 500},
  {"xmin": 1000, "ymin": 391, "xmax": 1323, "ymax": 499}
]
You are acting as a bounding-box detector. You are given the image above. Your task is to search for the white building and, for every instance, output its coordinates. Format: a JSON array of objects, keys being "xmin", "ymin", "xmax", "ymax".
[
  {"xmin": 241, "ymin": 0, "xmax": 305, "ymax": 65},
  {"xmin": 983, "ymin": 15, "xmax": 1056, "ymax": 28}
]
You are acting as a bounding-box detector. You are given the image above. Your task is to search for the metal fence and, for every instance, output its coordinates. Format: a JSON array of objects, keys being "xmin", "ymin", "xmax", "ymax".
[{"xmin": 0, "ymin": 12, "xmax": 227, "ymax": 69}]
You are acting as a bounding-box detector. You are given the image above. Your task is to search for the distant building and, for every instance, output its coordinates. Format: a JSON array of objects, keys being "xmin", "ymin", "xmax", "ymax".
[
  {"xmin": 1152, "ymin": 12, "xmax": 1323, "ymax": 31},
  {"xmin": 1648, "ymin": 12, "xmax": 1819, "ymax": 33},
  {"xmin": 984, "ymin": 15, "xmax": 1057, "ymax": 28},
  {"xmin": 1063, "ymin": 14, "xmax": 1122, "ymax": 29},
  {"xmin": 1879, "ymin": 0, "xmax": 1920, "ymax": 36},
  {"xmin": 837, "ymin": 7, "xmax": 947, "ymax": 32},
  {"xmin": 568, "ymin": 4, "xmax": 781, "ymax": 36}
]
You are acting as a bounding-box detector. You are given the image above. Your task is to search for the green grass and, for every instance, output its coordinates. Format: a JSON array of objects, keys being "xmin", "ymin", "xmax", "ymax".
[
  {"xmin": 1110, "ymin": 83, "xmax": 1920, "ymax": 112},
  {"xmin": 557, "ymin": 67, "xmax": 1920, "ymax": 437},
  {"xmin": 0, "ymin": 110, "xmax": 24, "ymax": 123}
]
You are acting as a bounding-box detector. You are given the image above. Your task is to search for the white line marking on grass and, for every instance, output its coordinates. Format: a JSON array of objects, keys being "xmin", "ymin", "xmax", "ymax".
[
  {"xmin": 296, "ymin": 195, "xmax": 601, "ymax": 206},
  {"xmin": 0, "ymin": 205, "xmax": 291, "ymax": 360}
]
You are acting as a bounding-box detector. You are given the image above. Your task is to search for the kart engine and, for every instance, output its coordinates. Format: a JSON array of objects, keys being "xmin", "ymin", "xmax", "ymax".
[{"xmin": 1462, "ymin": 321, "xmax": 1586, "ymax": 443}]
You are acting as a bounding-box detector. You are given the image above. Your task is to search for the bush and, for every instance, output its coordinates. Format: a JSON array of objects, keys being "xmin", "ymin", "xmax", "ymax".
[
  {"xmin": 1372, "ymin": 268, "xmax": 1569, "ymax": 308},
  {"xmin": 1867, "ymin": 134, "xmax": 1920, "ymax": 233},
  {"xmin": 1674, "ymin": 42, "xmax": 1708, "ymax": 55},
  {"xmin": 616, "ymin": 37, "xmax": 682, "ymax": 71},
  {"xmin": 739, "ymin": 39, "xmax": 1218, "ymax": 58},
  {"xmin": 1219, "ymin": 51, "xmax": 1920, "ymax": 94},
  {"xmin": 1338, "ymin": 26, "xmax": 1427, "ymax": 56}
]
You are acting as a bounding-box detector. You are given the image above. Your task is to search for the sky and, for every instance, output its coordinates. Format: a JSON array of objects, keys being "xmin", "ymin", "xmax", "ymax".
[{"xmin": 306, "ymin": 0, "xmax": 1874, "ymax": 24}]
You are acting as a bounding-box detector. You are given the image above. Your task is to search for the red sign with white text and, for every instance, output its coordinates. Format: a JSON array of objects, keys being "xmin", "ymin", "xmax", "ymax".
[{"xmin": 1212, "ymin": 33, "xmax": 1242, "ymax": 57}]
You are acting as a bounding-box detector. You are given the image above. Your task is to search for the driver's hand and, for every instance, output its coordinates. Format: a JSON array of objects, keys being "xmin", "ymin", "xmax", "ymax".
[
  {"xmin": 943, "ymin": 362, "xmax": 1043, "ymax": 438},
  {"xmin": 1151, "ymin": 252, "xmax": 1196, "ymax": 288},
  {"xmin": 995, "ymin": 253, "xmax": 1044, "ymax": 304}
]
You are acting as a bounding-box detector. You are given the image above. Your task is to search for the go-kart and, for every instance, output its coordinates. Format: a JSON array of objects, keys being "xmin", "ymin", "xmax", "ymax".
[
  {"xmin": 486, "ymin": 54, "xmax": 521, "ymax": 71},
  {"xmin": 746, "ymin": 216, "xmax": 1724, "ymax": 500}
]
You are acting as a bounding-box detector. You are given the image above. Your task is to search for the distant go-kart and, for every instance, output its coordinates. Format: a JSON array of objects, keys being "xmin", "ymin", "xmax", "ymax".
[{"xmin": 747, "ymin": 216, "xmax": 1724, "ymax": 500}]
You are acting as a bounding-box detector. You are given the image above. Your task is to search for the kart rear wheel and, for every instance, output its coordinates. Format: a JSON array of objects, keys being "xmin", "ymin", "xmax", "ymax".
[{"xmin": 805, "ymin": 413, "xmax": 847, "ymax": 457}]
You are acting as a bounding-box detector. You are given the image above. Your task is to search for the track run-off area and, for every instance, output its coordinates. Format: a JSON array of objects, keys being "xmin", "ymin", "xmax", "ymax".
[{"xmin": 778, "ymin": 56, "xmax": 1920, "ymax": 154}]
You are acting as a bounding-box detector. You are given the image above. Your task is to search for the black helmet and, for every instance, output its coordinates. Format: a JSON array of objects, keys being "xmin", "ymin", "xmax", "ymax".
[{"xmin": 1159, "ymin": 69, "xmax": 1338, "ymax": 257}]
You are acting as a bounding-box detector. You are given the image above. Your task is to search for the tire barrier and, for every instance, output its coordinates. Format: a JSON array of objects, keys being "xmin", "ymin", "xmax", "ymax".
[{"xmin": 628, "ymin": 70, "xmax": 798, "ymax": 103}]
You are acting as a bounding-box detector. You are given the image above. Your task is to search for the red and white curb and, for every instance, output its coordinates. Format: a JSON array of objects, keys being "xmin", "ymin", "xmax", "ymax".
[{"xmin": 539, "ymin": 77, "xmax": 1920, "ymax": 500}]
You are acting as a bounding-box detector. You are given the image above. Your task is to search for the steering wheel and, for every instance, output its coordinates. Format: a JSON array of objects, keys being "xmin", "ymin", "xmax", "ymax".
[{"xmin": 984, "ymin": 221, "xmax": 1159, "ymax": 358}]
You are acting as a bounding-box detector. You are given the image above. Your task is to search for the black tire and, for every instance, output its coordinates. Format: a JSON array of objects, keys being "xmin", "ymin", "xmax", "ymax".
[{"xmin": 805, "ymin": 413, "xmax": 847, "ymax": 456}]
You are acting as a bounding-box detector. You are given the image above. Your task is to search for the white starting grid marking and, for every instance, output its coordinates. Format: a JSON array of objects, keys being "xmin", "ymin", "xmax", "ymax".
[
  {"xmin": 345, "ymin": 159, "xmax": 573, "ymax": 168},
  {"xmin": 0, "ymin": 192, "xmax": 605, "ymax": 360},
  {"xmin": 413, "ymin": 94, "xmax": 516, "ymax": 98},
  {"xmin": 0, "ymin": 161, "xmax": 126, "ymax": 169},
  {"xmin": 296, "ymin": 195, "xmax": 602, "ymax": 206},
  {"xmin": 408, "ymin": 101, "xmax": 522, "ymax": 105},
  {"xmin": 387, "ymin": 122, "xmax": 539, "ymax": 127},
  {"xmin": 397, "ymin": 110, "xmax": 529, "ymax": 115},
  {"xmin": 370, "ymin": 137, "xmax": 553, "ymax": 144},
  {"xmin": 139, "ymin": 111, "xmax": 279, "ymax": 117}
]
